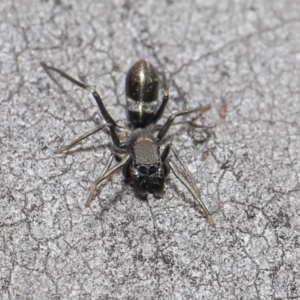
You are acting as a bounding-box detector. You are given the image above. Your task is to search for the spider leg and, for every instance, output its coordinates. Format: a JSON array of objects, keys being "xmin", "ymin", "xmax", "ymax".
[
  {"xmin": 41, "ymin": 62, "xmax": 127, "ymax": 150},
  {"xmin": 151, "ymin": 72, "xmax": 169, "ymax": 124},
  {"xmin": 162, "ymin": 143, "xmax": 215, "ymax": 226},
  {"xmin": 41, "ymin": 62, "xmax": 116, "ymax": 126},
  {"xmin": 156, "ymin": 105, "xmax": 210, "ymax": 142},
  {"xmin": 86, "ymin": 154, "xmax": 130, "ymax": 207},
  {"xmin": 55, "ymin": 124, "xmax": 109, "ymax": 154}
]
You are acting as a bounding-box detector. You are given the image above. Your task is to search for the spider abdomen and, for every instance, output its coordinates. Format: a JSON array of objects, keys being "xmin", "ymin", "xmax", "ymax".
[{"xmin": 125, "ymin": 60, "xmax": 159, "ymax": 128}]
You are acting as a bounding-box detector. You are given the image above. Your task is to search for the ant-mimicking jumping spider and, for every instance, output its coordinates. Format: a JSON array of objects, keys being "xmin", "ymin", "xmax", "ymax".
[{"xmin": 41, "ymin": 60, "xmax": 215, "ymax": 226}]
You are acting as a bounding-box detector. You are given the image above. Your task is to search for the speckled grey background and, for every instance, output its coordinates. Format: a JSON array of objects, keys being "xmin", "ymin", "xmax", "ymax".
[{"xmin": 1, "ymin": 0, "xmax": 300, "ymax": 299}]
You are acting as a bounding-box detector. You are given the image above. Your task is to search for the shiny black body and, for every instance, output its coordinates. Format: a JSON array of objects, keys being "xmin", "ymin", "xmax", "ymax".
[
  {"xmin": 125, "ymin": 60, "xmax": 159, "ymax": 128},
  {"xmin": 41, "ymin": 59, "xmax": 215, "ymax": 225}
]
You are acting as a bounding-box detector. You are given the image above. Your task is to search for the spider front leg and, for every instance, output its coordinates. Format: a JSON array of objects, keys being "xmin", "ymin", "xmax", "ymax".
[
  {"xmin": 161, "ymin": 143, "xmax": 215, "ymax": 226},
  {"xmin": 86, "ymin": 154, "xmax": 131, "ymax": 207}
]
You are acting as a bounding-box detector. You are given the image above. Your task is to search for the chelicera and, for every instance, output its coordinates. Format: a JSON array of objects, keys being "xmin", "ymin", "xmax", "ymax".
[{"xmin": 41, "ymin": 60, "xmax": 215, "ymax": 225}]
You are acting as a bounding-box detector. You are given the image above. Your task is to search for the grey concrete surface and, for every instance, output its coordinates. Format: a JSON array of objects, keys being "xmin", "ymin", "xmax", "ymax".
[{"xmin": 1, "ymin": 0, "xmax": 299, "ymax": 299}]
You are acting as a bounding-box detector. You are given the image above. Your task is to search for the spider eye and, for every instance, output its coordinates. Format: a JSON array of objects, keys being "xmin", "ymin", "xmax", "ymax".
[
  {"xmin": 149, "ymin": 166, "xmax": 157, "ymax": 174},
  {"xmin": 138, "ymin": 166, "xmax": 147, "ymax": 174}
]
